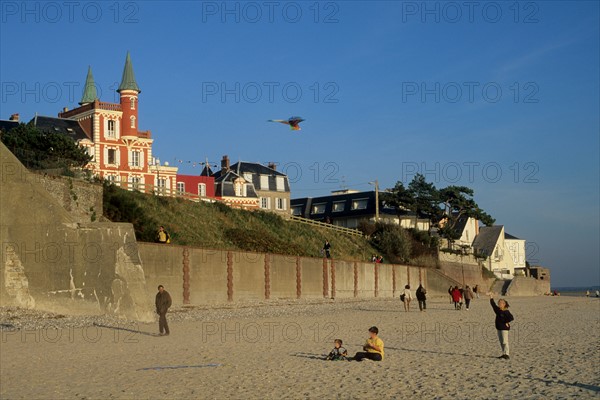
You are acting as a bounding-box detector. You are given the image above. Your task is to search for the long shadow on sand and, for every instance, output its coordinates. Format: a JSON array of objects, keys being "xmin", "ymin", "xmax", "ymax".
[
  {"xmin": 520, "ymin": 377, "xmax": 600, "ymax": 393},
  {"xmin": 292, "ymin": 352, "xmax": 327, "ymax": 360},
  {"xmin": 354, "ymin": 307, "xmax": 462, "ymax": 313},
  {"xmin": 385, "ymin": 346, "xmax": 498, "ymax": 359},
  {"xmin": 93, "ymin": 322, "xmax": 161, "ymax": 337}
]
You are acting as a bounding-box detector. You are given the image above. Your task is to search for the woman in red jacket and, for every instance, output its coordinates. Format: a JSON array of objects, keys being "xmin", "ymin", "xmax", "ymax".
[{"xmin": 451, "ymin": 286, "xmax": 462, "ymax": 310}]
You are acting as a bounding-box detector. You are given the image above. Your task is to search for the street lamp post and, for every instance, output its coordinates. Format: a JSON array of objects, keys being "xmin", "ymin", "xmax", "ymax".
[
  {"xmin": 460, "ymin": 244, "xmax": 469, "ymax": 287},
  {"xmin": 369, "ymin": 179, "xmax": 379, "ymax": 223}
]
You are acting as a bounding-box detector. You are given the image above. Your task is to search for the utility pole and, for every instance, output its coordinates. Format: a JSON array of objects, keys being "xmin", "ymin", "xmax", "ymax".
[{"xmin": 369, "ymin": 180, "xmax": 380, "ymax": 223}]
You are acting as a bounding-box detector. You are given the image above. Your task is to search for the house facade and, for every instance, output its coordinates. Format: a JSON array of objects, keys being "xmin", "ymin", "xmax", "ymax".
[
  {"xmin": 291, "ymin": 190, "xmax": 430, "ymax": 230},
  {"xmin": 55, "ymin": 53, "xmax": 177, "ymax": 192},
  {"xmin": 174, "ymin": 174, "xmax": 216, "ymax": 201},
  {"xmin": 504, "ymin": 232, "xmax": 527, "ymax": 271},
  {"xmin": 472, "ymin": 225, "xmax": 527, "ymax": 278},
  {"xmin": 438, "ymin": 214, "xmax": 480, "ymax": 250},
  {"xmin": 211, "ymin": 156, "xmax": 290, "ymax": 214}
]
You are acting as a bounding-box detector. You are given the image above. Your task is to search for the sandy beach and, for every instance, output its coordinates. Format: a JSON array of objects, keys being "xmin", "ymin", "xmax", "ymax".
[{"xmin": 1, "ymin": 296, "xmax": 599, "ymax": 399}]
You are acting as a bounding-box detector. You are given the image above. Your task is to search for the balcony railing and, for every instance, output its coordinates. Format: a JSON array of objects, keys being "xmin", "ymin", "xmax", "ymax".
[{"xmin": 97, "ymin": 102, "xmax": 122, "ymax": 111}]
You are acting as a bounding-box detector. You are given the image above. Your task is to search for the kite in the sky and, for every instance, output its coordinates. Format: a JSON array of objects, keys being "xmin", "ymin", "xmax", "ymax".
[{"xmin": 268, "ymin": 116, "xmax": 305, "ymax": 131}]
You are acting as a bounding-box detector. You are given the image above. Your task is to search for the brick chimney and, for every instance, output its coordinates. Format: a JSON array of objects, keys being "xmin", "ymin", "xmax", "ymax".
[
  {"xmin": 221, "ymin": 155, "xmax": 230, "ymax": 173},
  {"xmin": 9, "ymin": 113, "xmax": 19, "ymax": 122},
  {"xmin": 267, "ymin": 162, "xmax": 277, "ymax": 171}
]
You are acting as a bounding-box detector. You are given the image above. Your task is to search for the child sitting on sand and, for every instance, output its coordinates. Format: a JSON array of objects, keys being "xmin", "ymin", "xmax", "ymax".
[
  {"xmin": 326, "ymin": 339, "xmax": 348, "ymax": 361},
  {"xmin": 352, "ymin": 326, "xmax": 384, "ymax": 362}
]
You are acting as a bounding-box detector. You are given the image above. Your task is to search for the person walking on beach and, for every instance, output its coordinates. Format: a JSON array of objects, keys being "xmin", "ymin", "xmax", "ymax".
[
  {"xmin": 448, "ymin": 286, "xmax": 454, "ymax": 304},
  {"xmin": 352, "ymin": 326, "xmax": 384, "ymax": 362},
  {"xmin": 464, "ymin": 285, "xmax": 474, "ymax": 310},
  {"xmin": 489, "ymin": 293, "xmax": 514, "ymax": 359},
  {"xmin": 401, "ymin": 285, "xmax": 413, "ymax": 312},
  {"xmin": 323, "ymin": 240, "xmax": 331, "ymax": 259},
  {"xmin": 416, "ymin": 284, "xmax": 427, "ymax": 312},
  {"xmin": 155, "ymin": 285, "xmax": 172, "ymax": 336},
  {"xmin": 451, "ymin": 286, "xmax": 462, "ymax": 310},
  {"xmin": 473, "ymin": 284, "xmax": 480, "ymax": 299}
]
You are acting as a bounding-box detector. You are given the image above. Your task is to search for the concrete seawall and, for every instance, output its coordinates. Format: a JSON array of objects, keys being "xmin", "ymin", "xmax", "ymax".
[
  {"xmin": 138, "ymin": 243, "xmax": 427, "ymax": 306},
  {"xmin": 505, "ymin": 275, "xmax": 550, "ymax": 296},
  {"xmin": 0, "ymin": 142, "xmax": 153, "ymax": 321}
]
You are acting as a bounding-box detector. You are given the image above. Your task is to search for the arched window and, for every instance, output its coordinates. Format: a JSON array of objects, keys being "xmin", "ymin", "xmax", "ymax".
[
  {"xmin": 130, "ymin": 97, "xmax": 136, "ymax": 110},
  {"xmin": 130, "ymin": 116, "xmax": 136, "ymax": 128}
]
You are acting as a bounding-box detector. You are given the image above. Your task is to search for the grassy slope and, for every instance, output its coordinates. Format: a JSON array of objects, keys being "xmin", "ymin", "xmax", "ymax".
[{"xmin": 105, "ymin": 187, "xmax": 378, "ymax": 261}]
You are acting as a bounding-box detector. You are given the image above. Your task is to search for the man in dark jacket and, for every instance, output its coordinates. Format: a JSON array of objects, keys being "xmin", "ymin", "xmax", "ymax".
[
  {"xmin": 155, "ymin": 285, "xmax": 172, "ymax": 336},
  {"xmin": 416, "ymin": 284, "xmax": 427, "ymax": 312}
]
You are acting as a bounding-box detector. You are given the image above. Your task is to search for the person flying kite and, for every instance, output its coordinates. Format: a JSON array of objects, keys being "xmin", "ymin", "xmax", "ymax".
[{"xmin": 268, "ymin": 116, "xmax": 305, "ymax": 131}]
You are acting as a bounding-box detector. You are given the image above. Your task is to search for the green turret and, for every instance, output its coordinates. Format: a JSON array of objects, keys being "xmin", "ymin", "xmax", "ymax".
[
  {"xmin": 118, "ymin": 51, "xmax": 141, "ymax": 93},
  {"xmin": 79, "ymin": 66, "xmax": 98, "ymax": 105}
]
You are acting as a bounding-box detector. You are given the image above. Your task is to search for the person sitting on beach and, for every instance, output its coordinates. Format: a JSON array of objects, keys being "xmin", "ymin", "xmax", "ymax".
[
  {"xmin": 155, "ymin": 226, "xmax": 171, "ymax": 244},
  {"xmin": 352, "ymin": 326, "xmax": 384, "ymax": 362},
  {"xmin": 596, "ymin": 290, "xmax": 599, "ymax": 298},
  {"xmin": 326, "ymin": 339, "xmax": 348, "ymax": 361},
  {"xmin": 489, "ymin": 292, "xmax": 514, "ymax": 360}
]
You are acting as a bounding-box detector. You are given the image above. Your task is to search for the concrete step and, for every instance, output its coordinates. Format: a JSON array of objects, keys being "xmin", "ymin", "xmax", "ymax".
[{"xmin": 491, "ymin": 279, "xmax": 512, "ymax": 295}]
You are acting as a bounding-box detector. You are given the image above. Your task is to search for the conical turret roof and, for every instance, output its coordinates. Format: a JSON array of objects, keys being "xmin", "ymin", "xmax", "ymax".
[
  {"xmin": 79, "ymin": 66, "xmax": 98, "ymax": 105},
  {"xmin": 117, "ymin": 51, "xmax": 141, "ymax": 93}
]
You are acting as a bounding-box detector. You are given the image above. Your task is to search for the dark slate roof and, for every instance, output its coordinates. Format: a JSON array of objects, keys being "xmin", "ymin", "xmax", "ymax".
[
  {"xmin": 0, "ymin": 120, "xmax": 19, "ymax": 132},
  {"xmin": 214, "ymin": 170, "xmax": 258, "ymax": 198},
  {"xmin": 504, "ymin": 232, "xmax": 521, "ymax": 240},
  {"xmin": 452, "ymin": 213, "xmax": 470, "ymax": 236},
  {"xmin": 473, "ymin": 226, "xmax": 504, "ymax": 256},
  {"xmin": 212, "ymin": 161, "xmax": 290, "ymax": 193},
  {"xmin": 200, "ymin": 165, "xmax": 214, "ymax": 177},
  {"xmin": 32, "ymin": 116, "xmax": 91, "ymax": 141},
  {"xmin": 291, "ymin": 191, "xmax": 422, "ymax": 220}
]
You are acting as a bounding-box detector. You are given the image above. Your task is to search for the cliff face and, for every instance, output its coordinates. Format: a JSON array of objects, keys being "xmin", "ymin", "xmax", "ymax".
[{"xmin": 0, "ymin": 142, "xmax": 153, "ymax": 321}]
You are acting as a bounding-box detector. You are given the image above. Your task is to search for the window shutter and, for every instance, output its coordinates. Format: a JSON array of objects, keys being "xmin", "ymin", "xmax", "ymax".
[
  {"xmin": 103, "ymin": 117, "xmax": 108, "ymax": 139},
  {"xmin": 103, "ymin": 147, "xmax": 108, "ymax": 166}
]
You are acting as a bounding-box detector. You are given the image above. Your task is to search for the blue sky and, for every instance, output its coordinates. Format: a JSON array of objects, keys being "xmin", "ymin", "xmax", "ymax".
[{"xmin": 1, "ymin": 1, "xmax": 598, "ymax": 287}]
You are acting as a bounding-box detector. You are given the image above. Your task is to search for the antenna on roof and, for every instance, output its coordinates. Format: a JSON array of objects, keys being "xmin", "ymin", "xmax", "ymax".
[
  {"xmin": 34, "ymin": 112, "xmax": 38, "ymax": 126},
  {"xmin": 340, "ymin": 176, "xmax": 347, "ymax": 190}
]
